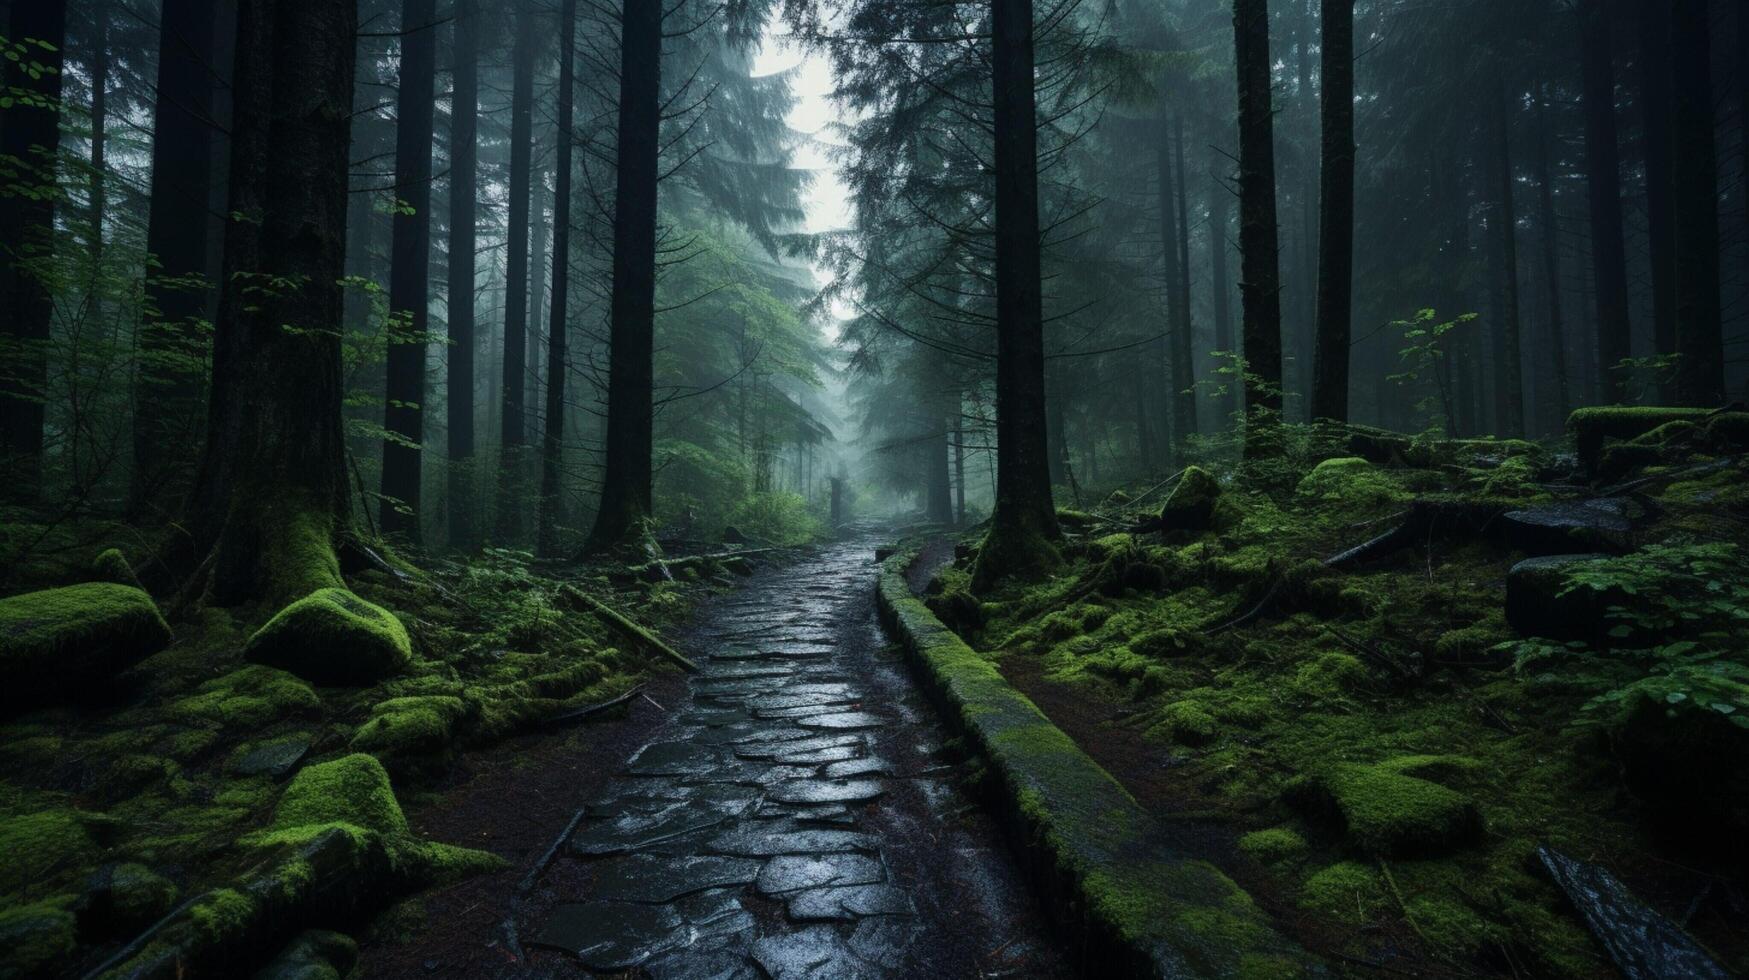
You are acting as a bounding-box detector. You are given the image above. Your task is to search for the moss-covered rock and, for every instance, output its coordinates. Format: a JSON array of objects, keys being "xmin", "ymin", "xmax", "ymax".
[
  {"xmin": 1291, "ymin": 761, "xmax": 1483, "ymax": 857},
  {"xmin": 349, "ymin": 695, "xmax": 469, "ymax": 759},
  {"xmin": 171, "ymin": 665, "xmax": 321, "ymax": 729},
  {"xmin": 80, "ymin": 862, "xmax": 180, "ymax": 938},
  {"xmin": 1296, "ymin": 456, "xmax": 1407, "ymax": 509},
  {"xmin": 1504, "ymin": 554, "xmax": 1615, "ymax": 644},
  {"xmin": 1238, "ymin": 827, "xmax": 1307, "ymax": 864},
  {"xmin": 90, "ymin": 548, "xmax": 143, "ymax": 589},
  {"xmin": 0, "ymin": 901, "xmax": 76, "ymax": 979},
  {"xmin": 252, "ymin": 929, "xmax": 358, "ymax": 980},
  {"xmin": 1298, "ymin": 861, "xmax": 1385, "ymax": 924},
  {"xmin": 0, "ymin": 582, "xmax": 171, "ymax": 710},
  {"xmin": 1160, "ymin": 466, "xmax": 1222, "ymax": 533},
  {"xmin": 244, "ymin": 588, "xmax": 411, "ymax": 687},
  {"xmin": 0, "ymin": 808, "xmax": 118, "ymax": 895},
  {"xmin": 272, "ymin": 753, "xmax": 408, "ymax": 837}
]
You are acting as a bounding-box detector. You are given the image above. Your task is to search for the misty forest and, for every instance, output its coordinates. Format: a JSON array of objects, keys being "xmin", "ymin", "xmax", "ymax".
[{"xmin": 2, "ymin": 0, "xmax": 1748, "ymax": 976}]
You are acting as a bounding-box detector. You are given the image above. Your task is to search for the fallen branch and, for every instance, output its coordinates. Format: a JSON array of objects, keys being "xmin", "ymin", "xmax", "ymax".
[
  {"xmin": 543, "ymin": 684, "xmax": 645, "ymax": 728},
  {"xmin": 559, "ymin": 586, "xmax": 699, "ymax": 673}
]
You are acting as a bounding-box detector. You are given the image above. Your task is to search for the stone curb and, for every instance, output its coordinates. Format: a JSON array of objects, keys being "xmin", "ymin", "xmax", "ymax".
[{"xmin": 876, "ymin": 553, "xmax": 1313, "ymax": 979}]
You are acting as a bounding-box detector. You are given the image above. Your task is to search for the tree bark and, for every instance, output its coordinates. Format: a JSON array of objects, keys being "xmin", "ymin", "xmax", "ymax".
[
  {"xmin": 1670, "ymin": 0, "xmax": 1724, "ymax": 406},
  {"xmin": 1492, "ymin": 82, "xmax": 1525, "ymax": 437},
  {"xmin": 380, "ymin": 0, "xmax": 437, "ymax": 542},
  {"xmin": 952, "ymin": 408, "xmax": 966, "ymax": 526},
  {"xmin": 1638, "ymin": 0, "xmax": 1677, "ymax": 399},
  {"xmin": 1233, "ymin": 0, "xmax": 1284, "ymax": 456},
  {"xmin": 1532, "ymin": 85, "xmax": 1571, "ymax": 423},
  {"xmin": 446, "ymin": 0, "xmax": 478, "ymax": 550},
  {"xmin": 1578, "ymin": 0, "xmax": 1633, "ymax": 403},
  {"xmin": 1209, "ymin": 179, "xmax": 1237, "ymax": 424},
  {"xmin": 1311, "ymin": 0, "xmax": 1353, "ymax": 423},
  {"xmin": 190, "ymin": 0, "xmax": 358, "ymax": 607},
  {"xmin": 0, "ymin": 0, "xmax": 67, "ymax": 502},
  {"xmin": 585, "ymin": 0, "xmax": 662, "ymax": 552},
  {"xmin": 1172, "ymin": 115, "xmax": 1198, "ymax": 444},
  {"xmin": 495, "ymin": 9, "xmax": 537, "ymax": 543},
  {"xmin": 132, "ymin": 0, "xmax": 222, "ymax": 514},
  {"xmin": 972, "ymin": 0, "xmax": 1061, "ymax": 589},
  {"xmin": 537, "ymin": 0, "xmax": 577, "ymax": 558},
  {"xmin": 87, "ymin": 0, "xmax": 107, "ymax": 266}
]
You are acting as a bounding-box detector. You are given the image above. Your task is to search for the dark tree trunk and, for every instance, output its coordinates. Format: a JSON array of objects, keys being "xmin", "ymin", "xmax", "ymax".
[
  {"xmin": 1311, "ymin": 0, "xmax": 1354, "ymax": 423},
  {"xmin": 972, "ymin": 0, "xmax": 1061, "ymax": 589},
  {"xmin": 495, "ymin": 10, "xmax": 537, "ymax": 542},
  {"xmin": 1670, "ymin": 0, "xmax": 1724, "ymax": 406},
  {"xmin": 1172, "ymin": 115, "xmax": 1198, "ymax": 444},
  {"xmin": 0, "ymin": 0, "xmax": 67, "ymax": 502},
  {"xmin": 380, "ymin": 0, "xmax": 437, "ymax": 542},
  {"xmin": 446, "ymin": 0, "xmax": 478, "ymax": 550},
  {"xmin": 1209, "ymin": 180, "xmax": 1237, "ymax": 424},
  {"xmin": 1533, "ymin": 86, "xmax": 1572, "ymax": 422},
  {"xmin": 1233, "ymin": 0, "xmax": 1284, "ymax": 456},
  {"xmin": 1492, "ymin": 83, "xmax": 1525, "ymax": 436},
  {"xmin": 87, "ymin": 0, "xmax": 107, "ymax": 266},
  {"xmin": 132, "ymin": 0, "xmax": 223, "ymax": 514},
  {"xmin": 1638, "ymin": 0, "xmax": 1677, "ymax": 399},
  {"xmin": 1132, "ymin": 373, "xmax": 1155, "ymax": 470},
  {"xmin": 191, "ymin": 0, "xmax": 358, "ymax": 607},
  {"xmin": 1578, "ymin": 0, "xmax": 1633, "ymax": 402},
  {"xmin": 527, "ymin": 163, "xmax": 548, "ymax": 446},
  {"xmin": 586, "ymin": 0, "xmax": 661, "ymax": 552},
  {"xmin": 925, "ymin": 417, "xmax": 953, "ymax": 524},
  {"xmin": 537, "ymin": 0, "xmax": 577, "ymax": 558},
  {"xmin": 953, "ymin": 409, "xmax": 966, "ymax": 526}
]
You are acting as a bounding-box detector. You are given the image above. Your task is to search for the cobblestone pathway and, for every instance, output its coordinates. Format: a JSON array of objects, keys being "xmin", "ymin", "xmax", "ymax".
[{"xmin": 518, "ymin": 534, "xmax": 1066, "ymax": 978}]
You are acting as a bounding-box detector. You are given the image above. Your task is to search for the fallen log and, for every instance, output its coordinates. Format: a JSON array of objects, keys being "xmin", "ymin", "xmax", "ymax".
[
  {"xmin": 1537, "ymin": 846, "xmax": 1730, "ymax": 979},
  {"xmin": 559, "ymin": 586, "xmax": 699, "ymax": 674}
]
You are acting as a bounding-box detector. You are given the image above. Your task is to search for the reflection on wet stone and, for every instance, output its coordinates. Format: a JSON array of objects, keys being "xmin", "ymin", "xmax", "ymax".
[{"xmin": 527, "ymin": 538, "xmax": 1059, "ymax": 977}]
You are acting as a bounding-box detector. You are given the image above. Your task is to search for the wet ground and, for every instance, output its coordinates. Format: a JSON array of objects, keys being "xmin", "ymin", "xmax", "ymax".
[{"xmin": 509, "ymin": 531, "xmax": 1068, "ymax": 978}]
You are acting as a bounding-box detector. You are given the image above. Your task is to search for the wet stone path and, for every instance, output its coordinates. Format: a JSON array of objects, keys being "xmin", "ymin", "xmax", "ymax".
[{"xmin": 518, "ymin": 534, "xmax": 1067, "ymax": 978}]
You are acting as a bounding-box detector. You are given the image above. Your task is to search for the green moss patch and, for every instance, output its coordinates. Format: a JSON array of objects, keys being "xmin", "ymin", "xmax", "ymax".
[
  {"xmin": 171, "ymin": 665, "xmax": 320, "ymax": 730},
  {"xmin": 0, "ymin": 901, "xmax": 76, "ymax": 978},
  {"xmin": 272, "ymin": 754, "xmax": 408, "ymax": 837},
  {"xmin": 0, "ymin": 582, "xmax": 171, "ymax": 709},
  {"xmin": 350, "ymin": 695, "xmax": 470, "ymax": 758},
  {"xmin": 1293, "ymin": 762, "xmax": 1483, "ymax": 858},
  {"xmin": 244, "ymin": 588, "xmax": 411, "ymax": 687}
]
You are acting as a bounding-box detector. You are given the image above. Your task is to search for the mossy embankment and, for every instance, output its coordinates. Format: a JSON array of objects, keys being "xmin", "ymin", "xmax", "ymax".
[
  {"xmin": 0, "ymin": 536, "xmax": 739, "ymax": 978},
  {"xmin": 925, "ymin": 415, "xmax": 1749, "ymax": 977}
]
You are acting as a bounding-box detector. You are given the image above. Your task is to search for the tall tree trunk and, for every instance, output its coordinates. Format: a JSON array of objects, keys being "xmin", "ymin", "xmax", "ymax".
[
  {"xmin": 973, "ymin": 0, "xmax": 1061, "ymax": 589},
  {"xmin": 87, "ymin": 0, "xmax": 107, "ymax": 267},
  {"xmin": 1638, "ymin": 0, "xmax": 1677, "ymax": 399},
  {"xmin": 446, "ymin": 0, "xmax": 478, "ymax": 550},
  {"xmin": 132, "ymin": 0, "xmax": 222, "ymax": 514},
  {"xmin": 380, "ymin": 0, "xmax": 437, "ymax": 542},
  {"xmin": 1156, "ymin": 120, "xmax": 1180, "ymax": 453},
  {"xmin": 925, "ymin": 417, "xmax": 954, "ymax": 524},
  {"xmin": 1492, "ymin": 83, "xmax": 1525, "ymax": 436},
  {"xmin": 495, "ymin": 10, "xmax": 536, "ymax": 543},
  {"xmin": 1578, "ymin": 0, "xmax": 1633, "ymax": 402},
  {"xmin": 953, "ymin": 408, "xmax": 966, "ymax": 526},
  {"xmin": 1209, "ymin": 179, "xmax": 1237, "ymax": 424},
  {"xmin": 527, "ymin": 163, "xmax": 549, "ymax": 445},
  {"xmin": 1311, "ymin": 0, "xmax": 1354, "ymax": 423},
  {"xmin": 1670, "ymin": 0, "xmax": 1724, "ymax": 406},
  {"xmin": 537, "ymin": 0, "xmax": 577, "ymax": 558},
  {"xmin": 1233, "ymin": 0, "xmax": 1284, "ymax": 457},
  {"xmin": 1533, "ymin": 85, "xmax": 1571, "ymax": 423},
  {"xmin": 191, "ymin": 0, "xmax": 358, "ymax": 607},
  {"xmin": 0, "ymin": 0, "xmax": 67, "ymax": 502},
  {"xmin": 1172, "ymin": 115, "xmax": 1198, "ymax": 444},
  {"xmin": 585, "ymin": 0, "xmax": 661, "ymax": 552}
]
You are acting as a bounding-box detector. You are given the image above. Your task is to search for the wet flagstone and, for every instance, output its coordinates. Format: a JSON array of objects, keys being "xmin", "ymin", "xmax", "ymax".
[{"xmin": 521, "ymin": 537, "xmax": 1065, "ymax": 977}]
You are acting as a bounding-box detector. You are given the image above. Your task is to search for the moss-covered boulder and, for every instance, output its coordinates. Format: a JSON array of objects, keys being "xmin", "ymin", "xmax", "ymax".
[
  {"xmin": 1296, "ymin": 456, "xmax": 1406, "ymax": 509},
  {"xmin": 1160, "ymin": 466, "xmax": 1222, "ymax": 532},
  {"xmin": 1609, "ymin": 672, "xmax": 1749, "ymax": 856},
  {"xmin": 349, "ymin": 695, "xmax": 470, "ymax": 760},
  {"xmin": 79, "ymin": 862, "xmax": 179, "ymax": 938},
  {"xmin": 172, "ymin": 665, "xmax": 321, "ymax": 729},
  {"xmin": 0, "ymin": 901, "xmax": 76, "ymax": 979},
  {"xmin": 90, "ymin": 548, "xmax": 144, "ymax": 589},
  {"xmin": 0, "ymin": 582, "xmax": 170, "ymax": 709},
  {"xmin": 253, "ymin": 929, "xmax": 358, "ymax": 980},
  {"xmin": 1504, "ymin": 554, "xmax": 1615, "ymax": 644},
  {"xmin": 244, "ymin": 588, "xmax": 411, "ymax": 687},
  {"xmin": 0, "ymin": 808, "xmax": 120, "ymax": 895},
  {"xmin": 1289, "ymin": 761, "xmax": 1483, "ymax": 857},
  {"xmin": 272, "ymin": 753, "xmax": 408, "ymax": 837}
]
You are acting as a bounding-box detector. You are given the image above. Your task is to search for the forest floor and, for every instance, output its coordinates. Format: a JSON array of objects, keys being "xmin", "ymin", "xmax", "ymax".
[{"xmin": 923, "ymin": 410, "xmax": 1749, "ymax": 978}]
